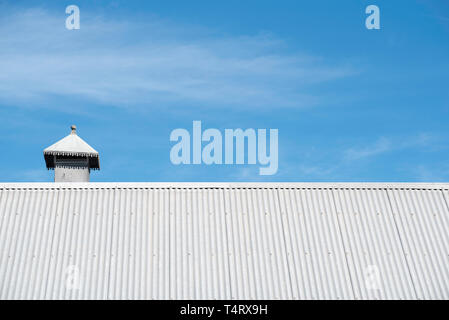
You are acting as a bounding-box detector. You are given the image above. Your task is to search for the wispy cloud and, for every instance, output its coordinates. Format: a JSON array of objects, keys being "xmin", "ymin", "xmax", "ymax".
[
  {"xmin": 0, "ymin": 168, "xmax": 51, "ymax": 182},
  {"xmin": 343, "ymin": 133, "xmax": 442, "ymax": 161},
  {"xmin": 0, "ymin": 7, "xmax": 355, "ymax": 111},
  {"xmin": 411, "ymin": 164, "xmax": 449, "ymax": 182},
  {"xmin": 344, "ymin": 137, "xmax": 392, "ymax": 161},
  {"xmin": 273, "ymin": 133, "xmax": 447, "ymax": 181}
]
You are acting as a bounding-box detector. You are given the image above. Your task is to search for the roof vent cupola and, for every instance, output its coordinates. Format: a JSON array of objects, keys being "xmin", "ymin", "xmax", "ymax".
[{"xmin": 43, "ymin": 125, "xmax": 100, "ymax": 182}]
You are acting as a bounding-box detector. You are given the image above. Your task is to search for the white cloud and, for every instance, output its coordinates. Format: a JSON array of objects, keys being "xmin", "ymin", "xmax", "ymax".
[
  {"xmin": 344, "ymin": 137, "xmax": 392, "ymax": 161},
  {"xmin": 343, "ymin": 133, "xmax": 441, "ymax": 161},
  {"xmin": 0, "ymin": 168, "xmax": 51, "ymax": 182},
  {"xmin": 0, "ymin": 7, "xmax": 355, "ymax": 111},
  {"xmin": 412, "ymin": 164, "xmax": 449, "ymax": 182}
]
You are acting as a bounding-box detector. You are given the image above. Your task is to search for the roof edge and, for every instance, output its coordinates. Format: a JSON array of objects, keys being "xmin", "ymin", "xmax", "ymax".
[
  {"xmin": 0, "ymin": 182, "xmax": 448, "ymax": 190},
  {"xmin": 43, "ymin": 151, "xmax": 99, "ymax": 157}
]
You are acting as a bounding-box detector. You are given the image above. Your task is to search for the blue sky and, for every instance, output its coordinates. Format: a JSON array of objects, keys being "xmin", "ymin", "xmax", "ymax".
[{"xmin": 0, "ymin": 0, "xmax": 448, "ymax": 182}]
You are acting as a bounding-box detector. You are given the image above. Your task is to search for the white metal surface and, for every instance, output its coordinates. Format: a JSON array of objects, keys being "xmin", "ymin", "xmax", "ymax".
[
  {"xmin": 0, "ymin": 183, "xmax": 448, "ymax": 300},
  {"xmin": 44, "ymin": 128, "xmax": 99, "ymax": 157}
]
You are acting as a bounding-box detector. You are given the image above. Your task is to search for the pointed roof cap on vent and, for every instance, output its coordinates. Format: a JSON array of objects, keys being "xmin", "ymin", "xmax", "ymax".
[{"xmin": 43, "ymin": 125, "xmax": 100, "ymax": 170}]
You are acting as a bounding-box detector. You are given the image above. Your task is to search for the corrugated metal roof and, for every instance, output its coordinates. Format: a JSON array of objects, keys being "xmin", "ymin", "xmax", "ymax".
[{"xmin": 0, "ymin": 183, "xmax": 448, "ymax": 300}]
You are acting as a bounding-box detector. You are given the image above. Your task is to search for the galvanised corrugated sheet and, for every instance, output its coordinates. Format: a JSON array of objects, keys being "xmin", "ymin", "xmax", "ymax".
[{"xmin": 0, "ymin": 183, "xmax": 448, "ymax": 300}]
